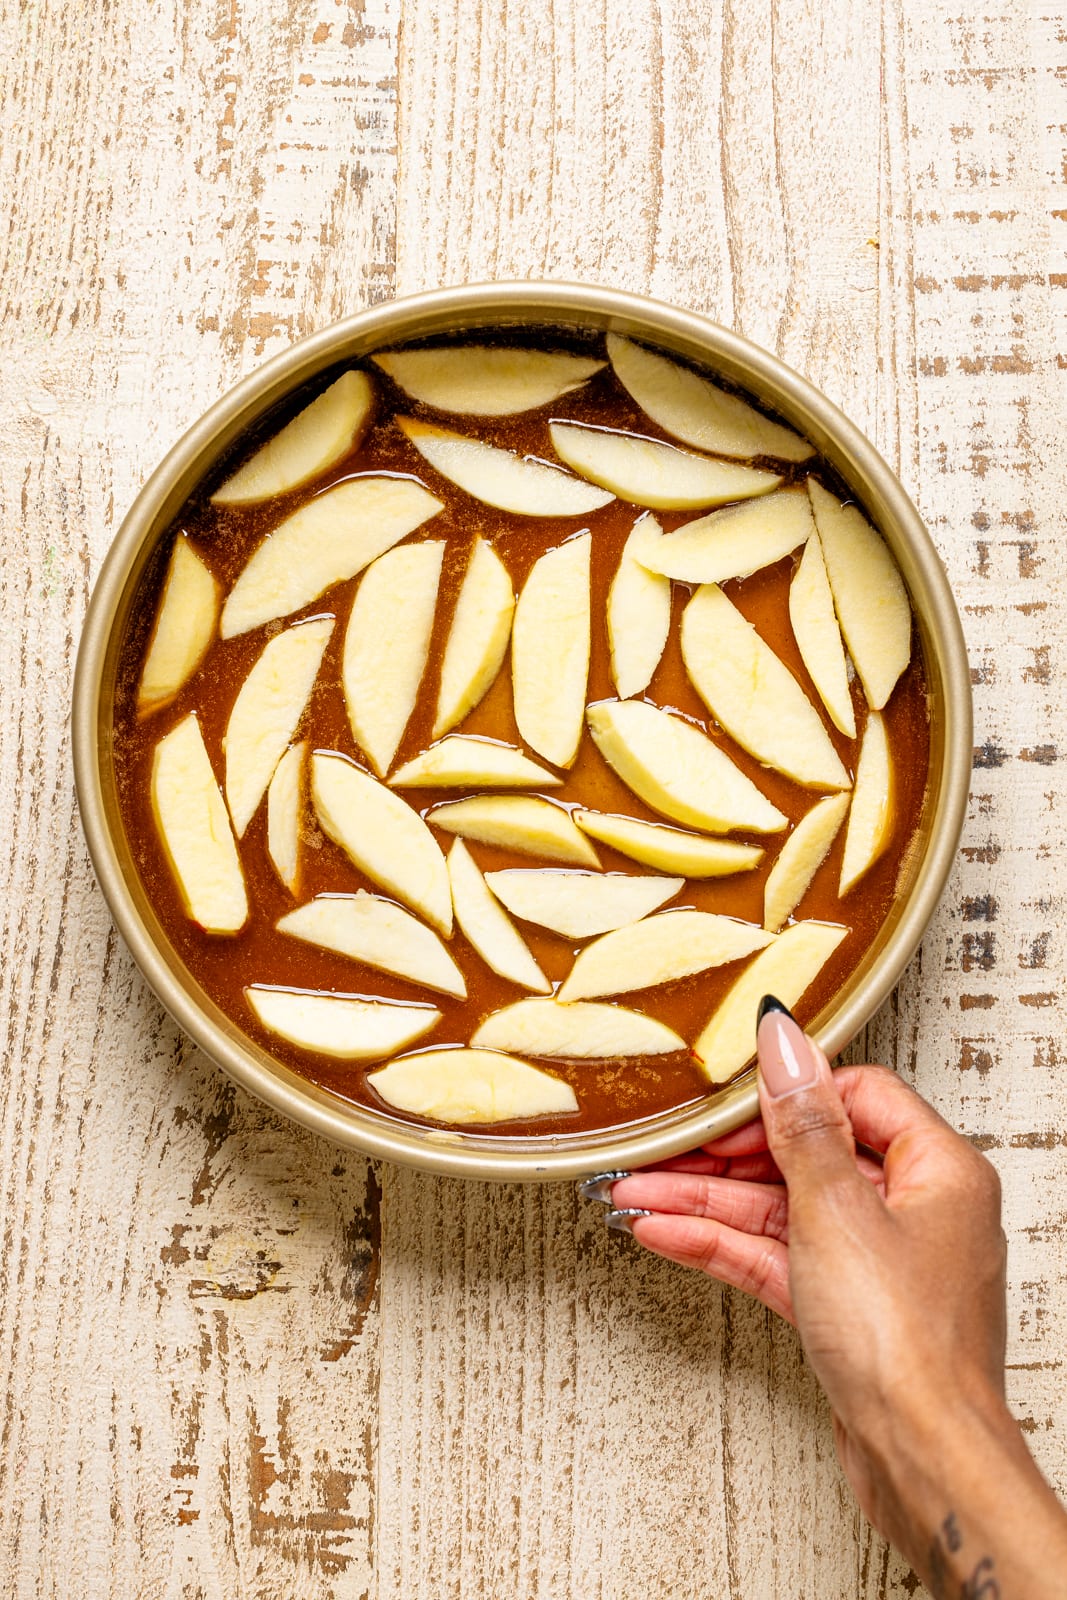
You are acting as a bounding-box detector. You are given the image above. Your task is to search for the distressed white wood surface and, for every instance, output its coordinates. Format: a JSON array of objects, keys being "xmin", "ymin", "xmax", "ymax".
[{"xmin": 1, "ymin": 1, "xmax": 1064, "ymax": 1594}]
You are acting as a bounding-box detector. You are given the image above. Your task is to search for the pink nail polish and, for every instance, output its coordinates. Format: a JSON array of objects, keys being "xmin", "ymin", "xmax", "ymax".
[{"xmin": 757, "ymin": 999, "xmax": 819, "ymax": 1099}]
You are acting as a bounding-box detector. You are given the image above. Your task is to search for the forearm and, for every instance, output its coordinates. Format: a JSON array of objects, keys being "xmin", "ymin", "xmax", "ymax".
[{"xmin": 873, "ymin": 1389, "xmax": 1067, "ymax": 1598}]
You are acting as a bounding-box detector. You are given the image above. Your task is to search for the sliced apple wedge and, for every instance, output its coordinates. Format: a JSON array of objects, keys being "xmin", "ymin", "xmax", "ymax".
[
  {"xmin": 447, "ymin": 840, "xmax": 550, "ymax": 993},
  {"xmin": 278, "ymin": 892, "xmax": 466, "ymax": 997},
  {"xmin": 266, "ymin": 740, "xmax": 306, "ymax": 894},
  {"xmin": 223, "ymin": 617, "xmax": 333, "ymax": 837},
  {"xmin": 607, "ymin": 335, "xmax": 814, "ymax": 463},
  {"xmin": 426, "ymin": 795, "xmax": 601, "ymax": 866},
  {"xmin": 472, "ymin": 999, "xmax": 686, "ymax": 1058},
  {"xmin": 557, "ymin": 910, "xmax": 774, "ymax": 1001},
  {"xmin": 763, "ymin": 793, "xmax": 850, "ymax": 932},
  {"xmin": 573, "ymin": 809, "xmax": 763, "ymax": 877},
  {"xmin": 433, "ymin": 538, "xmax": 514, "ymax": 737},
  {"xmin": 608, "ymin": 515, "xmax": 671, "ymax": 698},
  {"xmin": 342, "ymin": 540, "xmax": 444, "ymax": 776},
  {"xmin": 839, "ymin": 711, "xmax": 892, "ymax": 895},
  {"xmin": 587, "ymin": 700, "xmax": 786, "ymax": 834},
  {"xmin": 483, "ymin": 869, "xmax": 682, "ymax": 939},
  {"xmin": 807, "ymin": 480, "xmax": 911, "ymax": 709},
  {"xmin": 693, "ymin": 920, "xmax": 849, "ymax": 1083},
  {"xmin": 137, "ymin": 536, "xmax": 220, "ymax": 713},
  {"xmin": 312, "ymin": 751, "xmax": 453, "ymax": 934},
  {"xmin": 369, "ymin": 1049, "xmax": 577, "ymax": 1123},
  {"xmin": 632, "ymin": 490, "xmax": 814, "ymax": 585},
  {"xmin": 390, "ymin": 737, "xmax": 561, "ymax": 790},
  {"xmin": 512, "ymin": 534, "xmax": 590, "ymax": 768},
  {"xmin": 789, "ymin": 530, "xmax": 856, "ymax": 738},
  {"xmin": 245, "ymin": 985, "xmax": 440, "ymax": 1059},
  {"xmin": 681, "ymin": 586, "xmax": 850, "ymax": 791},
  {"xmin": 396, "ymin": 417, "xmax": 614, "ymax": 515},
  {"xmin": 151, "ymin": 714, "xmax": 248, "ymax": 934},
  {"xmin": 372, "ymin": 347, "xmax": 603, "ymax": 416},
  {"xmin": 548, "ymin": 421, "xmax": 781, "ymax": 510},
  {"xmin": 211, "ymin": 370, "xmax": 375, "ymax": 505},
  {"xmin": 220, "ymin": 477, "xmax": 443, "ymax": 638}
]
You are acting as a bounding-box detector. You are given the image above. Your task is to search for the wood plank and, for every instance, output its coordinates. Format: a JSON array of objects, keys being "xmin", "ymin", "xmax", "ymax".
[
  {"xmin": 391, "ymin": 1, "xmax": 884, "ymax": 1595},
  {"xmin": 0, "ymin": 2, "xmax": 398, "ymax": 1594},
  {"xmin": 864, "ymin": 3, "xmax": 1067, "ymax": 1590}
]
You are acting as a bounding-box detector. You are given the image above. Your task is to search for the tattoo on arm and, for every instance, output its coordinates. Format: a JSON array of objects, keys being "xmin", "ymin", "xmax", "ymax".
[
  {"xmin": 963, "ymin": 1557, "xmax": 1000, "ymax": 1600},
  {"xmin": 925, "ymin": 1513, "xmax": 999, "ymax": 1600}
]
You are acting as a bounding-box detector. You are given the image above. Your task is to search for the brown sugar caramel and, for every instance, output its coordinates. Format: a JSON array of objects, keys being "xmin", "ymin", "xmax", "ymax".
[{"xmin": 112, "ymin": 337, "xmax": 931, "ymax": 1138}]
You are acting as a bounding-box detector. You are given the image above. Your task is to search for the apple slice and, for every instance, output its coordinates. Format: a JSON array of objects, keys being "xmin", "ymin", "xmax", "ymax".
[
  {"xmin": 390, "ymin": 737, "xmax": 561, "ymax": 790},
  {"xmin": 483, "ymin": 869, "xmax": 683, "ymax": 938},
  {"xmin": 137, "ymin": 536, "xmax": 220, "ymax": 713},
  {"xmin": 573, "ymin": 809, "xmax": 763, "ymax": 877},
  {"xmin": 693, "ymin": 920, "xmax": 849, "ymax": 1083},
  {"xmin": 211, "ymin": 370, "xmax": 375, "ymax": 505},
  {"xmin": 427, "ymin": 795, "xmax": 600, "ymax": 866},
  {"xmin": 396, "ymin": 417, "xmax": 614, "ymax": 516},
  {"xmin": 632, "ymin": 490, "xmax": 814, "ymax": 585},
  {"xmin": 342, "ymin": 541, "xmax": 445, "ymax": 776},
  {"xmin": 372, "ymin": 347, "xmax": 603, "ymax": 415},
  {"xmin": 311, "ymin": 751, "xmax": 453, "ymax": 935},
  {"xmin": 223, "ymin": 617, "xmax": 334, "ymax": 837},
  {"xmin": 557, "ymin": 910, "xmax": 773, "ymax": 1002},
  {"xmin": 681, "ymin": 585, "xmax": 851, "ymax": 791},
  {"xmin": 606, "ymin": 335, "xmax": 814, "ymax": 463},
  {"xmin": 512, "ymin": 534, "xmax": 590, "ymax": 767},
  {"xmin": 278, "ymin": 892, "xmax": 466, "ymax": 997},
  {"xmin": 789, "ymin": 530, "xmax": 856, "ymax": 738},
  {"xmin": 548, "ymin": 421, "xmax": 781, "ymax": 510},
  {"xmin": 447, "ymin": 840, "xmax": 550, "ymax": 993},
  {"xmin": 807, "ymin": 480, "xmax": 911, "ymax": 709},
  {"xmin": 151, "ymin": 714, "xmax": 248, "ymax": 934},
  {"xmin": 245, "ymin": 985, "xmax": 440, "ymax": 1059},
  {"xmin": 472, "ymin": 999, "xmax": 686, "ymax": 1058},
  {"xmin": 839, "ymin": 711, "xmax": 892, "ymax": 895},
  {"xmin": 369, "ymin": 1049, "xmax": 577, "ymax": 1123},
  {"xmin": 220, "ymin": 476, "xmax": 443, "ymax": 638},
  {"xmin": 587, "ymin": 700, "xmax": 786, "ymax": 834},
  {"xmin": 433, "ymin": 538, "xmax": 514, "ymax": 737},
  {"xmin": 266, "ymin": 740, "xmax": 306, "ymax": 894},
  {"xmin": 763, "ymin": 792, "xmax": 850, "ymax": 932},
  {"xmin": 608, "ymin": 515, "xmax": 671, "ymax": 698}
]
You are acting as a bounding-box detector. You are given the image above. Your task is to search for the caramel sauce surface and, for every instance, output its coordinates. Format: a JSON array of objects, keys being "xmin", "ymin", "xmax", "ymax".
[{"xmin": 113, "ymin": 339, "xmax": 930, "ymax": 1138}]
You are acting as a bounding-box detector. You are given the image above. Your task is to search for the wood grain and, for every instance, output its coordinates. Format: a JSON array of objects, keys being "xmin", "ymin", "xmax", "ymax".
[
  {"xmin": 2, "ymin": 0, "xmax": 1067, "ymax": 1594},
  {"xmin": 1, "ymin": 2, "xmax": 395, "ymax": 1595}
]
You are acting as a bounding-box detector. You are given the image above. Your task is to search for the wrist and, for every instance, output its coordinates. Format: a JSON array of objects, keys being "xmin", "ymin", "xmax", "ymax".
[{"xmin": 865, "ymin": 1379, "xmax": 1067, "ymax": 1597}]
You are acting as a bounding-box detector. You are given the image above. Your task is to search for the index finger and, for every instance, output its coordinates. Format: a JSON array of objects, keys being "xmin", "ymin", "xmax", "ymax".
[
  {"xmin": 834, "ymin": 1063, "xmax": 954, "ymax": 1153},
  {"xmin": 698, "ymin": 1062, "xmax": 950, "ymax": 1162}
]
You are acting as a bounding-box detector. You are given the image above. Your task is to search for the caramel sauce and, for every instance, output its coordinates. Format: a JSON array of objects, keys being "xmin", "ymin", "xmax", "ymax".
[{"xmin": 112, "ymin": 337, "xmax": 931, "ymax": 1138}]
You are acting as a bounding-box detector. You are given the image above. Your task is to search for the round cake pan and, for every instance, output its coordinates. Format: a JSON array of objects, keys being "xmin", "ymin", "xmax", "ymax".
[{"xmin": 72, "ymin": 281, "xmax": 971, "ymax": 1181}]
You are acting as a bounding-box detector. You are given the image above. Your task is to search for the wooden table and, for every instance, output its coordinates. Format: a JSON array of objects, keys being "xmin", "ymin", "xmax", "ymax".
[{"xmin": 2, "ymin": 2, "xmax": 1063, "ymax": 1593}]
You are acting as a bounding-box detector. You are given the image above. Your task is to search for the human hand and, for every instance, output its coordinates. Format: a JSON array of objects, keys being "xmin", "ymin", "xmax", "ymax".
[{"xmin": 583, "ymin": 999, "xmax": 1067, "ymax": 1594}]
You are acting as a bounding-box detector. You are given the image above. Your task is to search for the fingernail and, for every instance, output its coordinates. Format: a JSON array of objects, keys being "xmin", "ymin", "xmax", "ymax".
[
  {"xmin": 757, "ymin": 998, "xmax": 819, "ymax": 1099},
  {"xmin": 578, "ymin": 1171, "xmax": 630, "ymax": 1204},
  {"xmin": 605, "ymin": 1208, "xmax": 651, "ymax": 1235},
  {"xmin": 758, "ymin": 993, "xmax": 797, "ymax": 1026}
]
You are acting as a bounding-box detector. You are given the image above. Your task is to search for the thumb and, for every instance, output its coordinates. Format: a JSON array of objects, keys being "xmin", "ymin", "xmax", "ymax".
[{"xmin": 756, "ymin": 995, "xmax": 860, "ymax": 1200}]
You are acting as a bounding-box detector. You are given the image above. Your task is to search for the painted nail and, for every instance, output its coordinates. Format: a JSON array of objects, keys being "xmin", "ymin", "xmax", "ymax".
[
  {"xmin": 757, "ymin": 992, "xmax": 797, "ymax": 1026},
  {"xmin": 605, "ymin": 1208, "xmax": 652, "ymax": 1235},
  {"xmin": 757, "ymin": 996, "xmax": 819, "ymax": 1099},
  {"xmin": 578, "ymin": 1171, "xmax": 630, "ymax": 1203}
]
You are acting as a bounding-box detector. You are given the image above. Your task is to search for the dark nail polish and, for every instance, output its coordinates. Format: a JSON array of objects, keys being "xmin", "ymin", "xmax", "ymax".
[
  {"xmin": 605, "ymin": 1208, "xmax": 651, "ymax": 1235},
  {"xmin": 758, "ymin": 993, "xmax": 797, "ymax": 1026},
  {"xmin": 578, "ymin": 1170, "xmax": 630, "ymax": 1203}
]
